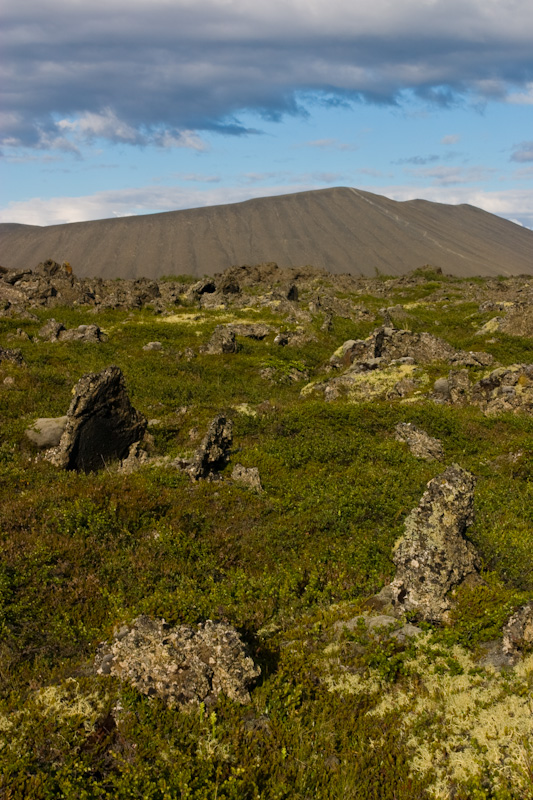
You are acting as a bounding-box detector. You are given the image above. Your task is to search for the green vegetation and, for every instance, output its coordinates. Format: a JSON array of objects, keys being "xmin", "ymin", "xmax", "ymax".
[{"xmin": 1, "ymin": 274, "xmax": 532, "ymax": 799}]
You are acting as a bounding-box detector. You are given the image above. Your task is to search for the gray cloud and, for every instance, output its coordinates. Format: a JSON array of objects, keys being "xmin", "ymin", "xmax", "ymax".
[
  {"xmin": 511, "ymin": 141, "xmax": 533, "ymax": 162},
  {"xmin": 396, "ymin": 155, "xmax": 441, "ymax": 165},
  {"xmin": 2, "ymin": 0, "xmax": 533, "ymax": 150},
  {"xmin": 404, "ymin": 165, "xmax": 496, "ymax": 186}
]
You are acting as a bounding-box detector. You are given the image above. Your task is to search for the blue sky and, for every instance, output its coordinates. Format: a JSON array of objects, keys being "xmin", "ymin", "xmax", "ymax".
[{"xmin": 1, "ymin": 0, "xmax": 532, "ymax": 228}]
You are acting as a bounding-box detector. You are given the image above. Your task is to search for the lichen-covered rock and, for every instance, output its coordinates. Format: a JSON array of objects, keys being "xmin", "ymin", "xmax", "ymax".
[
  {"xmin": 471, "ymin": 364, "xmax": 533, "ymax": 415},
  {"xmin": 232, "ymin": 463, "xmax": 263, "ymax": 492},
  {"xmin": 94, "ymin": 616, "xmax": 260, "ymax": 708},
  {"xmin": 434, "ymin": 364, "xmax": 533, "ymax": 415},
  {"xmin": 205, "ymin": 325, "xmax": 238, "ymax": 354},
  {"xmin": 0, "ymin": 346, "xmax": 25, "ymax": 365},
  {"xmin": 394, "ymin": 423, "xmax": 444, "ymax": 461},
  {"xmin": 376, "ymin": 465, "xmax": 480, "ymax": 622},
  {"xmin": 502, "ymin": 602, "xmax": 533, "ymax": 657},
  {"xmin": 304, "ymin": 361, "xmax": 425, "ymax": 402},
  {"xmin": 47, "ymin": 365, "xmax": 147, "ymax": 472}
]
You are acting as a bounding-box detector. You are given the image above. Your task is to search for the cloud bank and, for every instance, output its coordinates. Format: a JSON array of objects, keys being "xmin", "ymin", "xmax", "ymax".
[
  {"xmin": 2, "ymin": 0, "xmax": 533, "ymax": 151},
  {"xmin": 2, "ymin": 184, "xmax": 532, "ymax": 231}
]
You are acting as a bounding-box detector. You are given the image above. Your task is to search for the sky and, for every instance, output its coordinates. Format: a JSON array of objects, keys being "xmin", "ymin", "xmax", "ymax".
[{"xmin": 1, "ymin": 0, "xmax": 533, "ymax": 229}]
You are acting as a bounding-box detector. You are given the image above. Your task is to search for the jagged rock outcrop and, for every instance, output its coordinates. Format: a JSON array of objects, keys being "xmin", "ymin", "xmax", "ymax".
[
  {"xmin": 374, "ymin": 465, "xmax": 480, "ymax": 622},
  {"xmin": 25, "ymin": 416, "xmax": 68, "ymax": 449},
  {"xmin": 94, "ymin": 616, "xmax": 260, "ymax": 708},
  {"xmin": 394, "ymin": 423, "xmax": 444, "ymax": 461},
  {"xmin": 433, "ymin": 364, "xmax": 533, "ymax": 415},
  {"xmin": 329, "ymin": 327, "xmax": 458, "ymax": 369},
  {"xmin": 174, "ymin": 414, "xmax": 233, "ymax": 480},
  {"xmin": 46, "ymin": 365, "xmax": 147, "ymax": 472},
  {"xmin": 311, "ymin": 327, "xmax": 494, "ymax": 403},
  {"xmin": 502, "ymin": 602, "xmax": 533, "ymax": 657}
]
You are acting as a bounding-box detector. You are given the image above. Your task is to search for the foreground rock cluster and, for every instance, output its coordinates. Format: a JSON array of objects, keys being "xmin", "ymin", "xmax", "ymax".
[{"xmin": 95, "ymin": 616, "xmax": 260, "ymax": 709}]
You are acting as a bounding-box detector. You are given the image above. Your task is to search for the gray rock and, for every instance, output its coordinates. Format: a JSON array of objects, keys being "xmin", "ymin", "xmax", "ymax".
[
  {"xmin": 176, "ymin": 414, "xmax": 233, "ymax": 480},
  {"xmin": 46, "ymin": 365, "xmax": 147, "ymax": 472},
  {"xmin": 58, "ymin": 324, "xmax": 105, "ymax": 343},
  {"xmin": 232, "ymin": 464, "xmax": 263, "ymax": 492},
  {"xmin": 476, "ymin": 640, "xmax": 515, "ymax": 670},
  {"xmin": 449, "ymin": 350, "xmax": 494, "ymax": 367},
  {"xmin": 38, "ymin": 319, "xmax": 105, "ymax": 343},
  {"xmin": 366, "ymin": 614, "xmax": 398, "ymax": 632},
  {"xmin": 333, "ymin": 327, "xmax": 458, "ymax": 367},
  {"xmin": 433, "ymin": 377, "xmax": 451, "ymax": 399},
  {"xmin": 502, "ymin": 602, "xmax": 533, "ymax": 657},
  {"xmin": 118, "ymin": 441, "xmax": 150, "ymax": 474},
  {"xmin": 390, "ymin": 623, "xmax": 424, "ymax": 643},
  {"xmin": 433, "ymin": 370, "xmax": 472, "ymax": 405},
  {"xmin": 227, "ymin": 323, "xmax": 272, "ymax": 340},
  {"xmin": 435, "ymin": 364, "xmax": 533, "ymax": 415},
  {"xmin": 38, "ymin": 319, "xmax": 65, "ymax": 341},
  {"xmin": 142, "ymin": 341, "xmax": 163, "ymax": 351},
  {"xmin": 94, "ymin": 615, "xmax": 260, "ymax": 709},
  {"xmin": 0, "ymin": 346, "xmax": 25, "ymax": 365},
  {"xmin": 206, "ymin": 325, "xmax": 238, "ymax": 354},
  {"xmin": 217, "ymin": 276, "xmax": 241, "ymax": 295},
  {"xmin": 25, "ymin": 416, "xmax": 68, "ymax": 449},
  {"xmin": 188, "ymin": 278, "xmax": 217, "ymax": 298},
  {"xmin": 377, "ymin": 465, "xmax": 480, "ymax": 622},
  {"xmin": 471, "ymin": 364, "xmax": 533, "ymax": 415},
  {"xmin": 395, "ymin": 422, "xmax": 444, "ymax": 461}
]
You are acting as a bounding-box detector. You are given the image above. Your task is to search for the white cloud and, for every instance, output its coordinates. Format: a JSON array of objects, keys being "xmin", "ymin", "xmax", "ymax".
[
  {"xmin": 58, "ymin": 110, "xmax": 139, "ymax": 143},
  {"xmin": 2, "ymin": 182, "xmax": 532, "ymax": 231},
  {"xmin": 373, "ymin": 184, "xmax": 533, "ymax": 229},
  {"xmin": 507, "ymin": 82, "xmax": 533, "ymax": 104},
  {"xmin": 441, "ymin": 134, "xmax": 461, "ymax": 145},
  {"xmin": 404, "ymin": 165, "xmax": 497, "ymax": 186},
  {"xmin": 510, "ymin": 141, "xmax": 533, "ymax": 163},
  {"xmin": 303, "ymin": 138, "xmax": 358, "ymax": 151}
]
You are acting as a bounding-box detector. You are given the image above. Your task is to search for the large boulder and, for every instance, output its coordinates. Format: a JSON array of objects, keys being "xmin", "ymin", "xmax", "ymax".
[
  {"xmin": 47, "ymin": 365, "xmax": 147, "ymax": 472},
  {"xmin": 95, "ymin": 616, "xmax": 260, "ymax": 708},
  {"xmin": 375, "ymin": 465, "xmax": 480, "ymax": 622}
]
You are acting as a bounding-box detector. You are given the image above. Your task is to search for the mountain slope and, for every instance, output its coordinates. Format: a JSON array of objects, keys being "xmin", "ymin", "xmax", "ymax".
[{"xmin": 1, "ymin": 187, "xmax": 532, "ymax": 278}]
